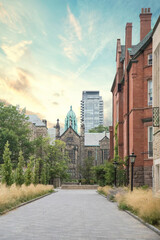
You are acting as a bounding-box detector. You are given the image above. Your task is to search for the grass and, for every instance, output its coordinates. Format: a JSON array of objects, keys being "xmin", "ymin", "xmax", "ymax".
[
  {"xmin": 115, "ymin": 188, "xmax": 160, "ymax": 228},
  {"xmin": 0, "ymin": 183, "xmax": 54, "ymax": 214},
  {"xmin": 97, "ymin": 186, "xmax": 112, "ymax": 196}
]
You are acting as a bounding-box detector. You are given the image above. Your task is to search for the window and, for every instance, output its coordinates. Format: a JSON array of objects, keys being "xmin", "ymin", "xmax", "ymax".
[
  {"xmin": 104, "ymin": 149, "xmax": 108, "ymax": 160},
  {"xmin": 148, "ymin": 126, "xmax": 153, "ymax": 158},
  {"xmin": 68, "ymin": 150, "xmax": 75, "ymax": 163},
  {"xmin": 148, "ymin": 54, "xmax": 152, "ymax": 65},
  {"xmin": 148, "ymin": 80, "xmax": 152, "ymax": 106},
  {"xmin": 88, "ymin": 151, "xmax": 92, "ymax": 158}
]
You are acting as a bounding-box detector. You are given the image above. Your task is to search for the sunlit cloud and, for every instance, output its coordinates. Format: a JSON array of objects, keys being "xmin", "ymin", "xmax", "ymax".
[{"xmin": 1, "ymin": 40, "xmax": 32, "ymax": 62}]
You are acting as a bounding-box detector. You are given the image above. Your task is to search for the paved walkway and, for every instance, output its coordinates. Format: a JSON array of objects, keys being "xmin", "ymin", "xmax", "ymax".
[{"xmin": 0, "ymin": 190, "xmax": 159, "ymax": 240}]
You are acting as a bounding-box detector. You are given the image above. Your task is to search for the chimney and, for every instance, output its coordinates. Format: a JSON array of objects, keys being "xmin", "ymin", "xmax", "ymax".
[
  {"xmin": 125, "ymin": 23, "xmax": 132, "ymax": 67},
  {"xmin": 139, "ymin": 8, "xmax": 152, "ymax": 41},
  {"xmin": 42, "ymin": 119, "xmax": 47, "ymax": 127}
]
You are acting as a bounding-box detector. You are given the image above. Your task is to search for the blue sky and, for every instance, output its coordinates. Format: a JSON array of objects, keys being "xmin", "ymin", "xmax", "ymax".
[{"xmin": 0, "ymin": 0, "xmax": 159, "ymax": 128}]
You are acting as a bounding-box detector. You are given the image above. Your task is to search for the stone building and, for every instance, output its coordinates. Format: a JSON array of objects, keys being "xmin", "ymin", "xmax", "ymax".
[
  {"xmin": 55, "ymin": 106, "xmax": 110, "ymax": 179},
  {"xmin": 27, "ymin": 115, "xmax": 48, "ymax": 140},
  {"xmin": 152, "ymin": 16, "xmax": 160, "ymax": 197},
  {"xmin": 111, "ymin": 8, "xmax": 153, "ymax": 187}
]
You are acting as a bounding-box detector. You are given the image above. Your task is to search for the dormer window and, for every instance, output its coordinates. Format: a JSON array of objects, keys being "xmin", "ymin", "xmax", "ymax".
[{"xmin": 148, "ymin": 54, "xmax": 152, "ymax": 65}]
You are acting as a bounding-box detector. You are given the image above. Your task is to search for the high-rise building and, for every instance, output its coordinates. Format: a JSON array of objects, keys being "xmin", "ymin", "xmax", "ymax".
[{"xmin": 80, "ymin": 91, "xmax": 104, "ymax": 133}]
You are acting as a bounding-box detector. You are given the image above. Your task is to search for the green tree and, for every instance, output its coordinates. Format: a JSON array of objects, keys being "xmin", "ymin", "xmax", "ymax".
[
  {"xmin": 33, "ymin": 158, "xmax": 40, "ymax": 185},
  {"xmin": 93, "ymin": 164, "xmax": 106, "ymax": 186},
  {"xmin": 48, "ymin": 140, "xmax": 69, "ymax": 183},
  {"xmin": 89, "ymin": 125, "xmax": 109, "ymax": 133},
  {"xmin": 1, "ymin": 141, "xmax": 13, "ymax": 186},
  {"xmin": 15, "ymin": 150, "xmax": 24, "ymax": 186},
  {"xmin": 79, "ymin": 157, "xmax": 94, "ymax": 184},
  {"xmin": 25, "ymin": 156, "xmax": 34, "ymax": 186},
  {"xmin": 0, "ymin": 102, "xmax": 33, "ymax": 165},
  {"xmin": 40, "ymin": 162, "xmax": 47, "ymax": 184}
]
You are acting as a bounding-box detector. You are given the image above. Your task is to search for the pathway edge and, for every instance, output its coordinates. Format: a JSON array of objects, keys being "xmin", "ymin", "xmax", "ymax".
[
  {"xmin": 97, "ymin": 191, "xmax": 160, "ymax": 236},
  {"xmin": 0, "ymin": 190, "xmax": 57, "ymax": 216}
]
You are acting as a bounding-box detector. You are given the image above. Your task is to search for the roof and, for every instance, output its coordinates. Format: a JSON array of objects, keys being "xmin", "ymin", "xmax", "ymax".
[
  {"xmin": 152, "ymin": 15, "xmax": 160, "ymax": 35},
  {"xmin": 84, "ymin": 132, "xmax": 109, "ymax": 146},
  {"xmin": 128, "ymin": 30, "xmax": 152, "ymax": 57},
  {"xmin": 120, "ymin": 45, "xmax": 125, "ymax": 62},
  {"xmin": 27, "ymin": 115, "xmax": 46, "ymax": 127}
]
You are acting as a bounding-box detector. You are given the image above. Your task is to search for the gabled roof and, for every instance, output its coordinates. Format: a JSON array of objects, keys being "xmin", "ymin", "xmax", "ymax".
[
  {"xmin": 27, "ymin": 115, "xmax": 46, "ymax": 127},
  {"xmin": 84, "ymin": 132, "xmax": 109, "ymax": 146},
  {"xmin": 128, "ymin": 30, "xmax": 152, "ymax": 57},
  {"xmin": 60, "ymin": 126, "xmax": 80, "ymax": 138}
]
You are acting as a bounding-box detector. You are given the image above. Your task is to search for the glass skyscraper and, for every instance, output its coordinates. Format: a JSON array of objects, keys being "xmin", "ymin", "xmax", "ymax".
[{"xmin": 80, "ymin": 91, "xmax": 104, "ymax": 133}]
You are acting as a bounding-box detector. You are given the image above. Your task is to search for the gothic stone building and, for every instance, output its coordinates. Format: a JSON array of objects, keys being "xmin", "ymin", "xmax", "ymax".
[
  {"xmin": 55, "ymin": 106, "xmax": 110, "ymax": 179},
  {"xmin": 28, "ymin": 115, "xmax": 48, "ymax": 140}
]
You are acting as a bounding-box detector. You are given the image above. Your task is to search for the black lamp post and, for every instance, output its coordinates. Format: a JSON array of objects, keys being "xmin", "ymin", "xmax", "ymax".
[
  {"xmin": 113, "ymin": 161, "xmax": 118, "ymax": 187},
  {"xmin": 129, "ymin": 152, "xmax": 136, "ymax": 191}
]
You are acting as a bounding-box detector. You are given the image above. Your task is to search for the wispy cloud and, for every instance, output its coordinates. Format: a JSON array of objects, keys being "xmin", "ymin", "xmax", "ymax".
[
  {"xmin": 67, "ymin": 5, "xmax": 82, "ymax": 41},
  {"xmin": 1, "ymin": 40, "xmax": 32, "ymax": 62}
]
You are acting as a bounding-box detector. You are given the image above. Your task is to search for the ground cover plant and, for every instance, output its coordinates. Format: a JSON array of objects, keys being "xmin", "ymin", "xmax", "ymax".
[
  {"xmin": 0, "ymin": 184, "xmax": 53, "ymax": 214},
  {"xmin": 116, "ymin": 188, "xmax": 160, "ymax": 228}
]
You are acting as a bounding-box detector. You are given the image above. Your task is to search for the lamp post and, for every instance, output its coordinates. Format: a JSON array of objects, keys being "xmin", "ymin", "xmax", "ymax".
[
  {"xmin": 129, "ymin": 152, "xmax": 136, "ymax": 191},
  {"xmin": 113, "ymin": 161, "xmax": 118, "ymax": 187}
]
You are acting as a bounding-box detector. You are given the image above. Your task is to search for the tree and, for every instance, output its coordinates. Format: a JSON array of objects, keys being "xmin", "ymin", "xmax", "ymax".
[
  {"xmin": 89, "ymin": 125, "xmax": 109, "ymax": 133},
  {"xmin": 93, "ymin": 164, "xmax": 106, "ymax": 186},
  {"xmin": 0, "ymin": 102, "xmax": 33, "ymax": 165},
  {"xmin": 1, "ymin": 141, "xmax": 13, "ymax": 186},
  {"xmin": 33, "ymin": 158, "xmax": 40, "ymax": 185},
  {"xmin": 48, "ymin": 140, "xmax": 69, "ymax": 183},
  {"xmin": 79, "ymin": 157, "xmax": 94, "ymax": 184},
  {"xmin": 15, "ymin": 150, "xmax": 25, "ymax": 186},
  {"xmin": 25, "ymin": 156, "xmax": 34, "ymax": 186}
]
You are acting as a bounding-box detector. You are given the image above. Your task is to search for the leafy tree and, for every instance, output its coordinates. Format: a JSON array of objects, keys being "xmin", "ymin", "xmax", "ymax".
[
  {"xmin": 1, "ymin": 141, "xmax": 13, "ymax": 186},
  {"xmin": 0, "ymin": 102, "xmax": 33, "ymax": 165},
  {"xmin": 33, "ymin": 158, "xmax": 40, "ymax": 185},
  {"xmin": 79, "ymin": 157, "xmax": 94, "ymax": 184},
  {"xmin": 25, "ymin": 156, "xmax": 34, "ymax": 186},
  {"xmin": 93, "ymin": 164, "xmax": 106, "ymax": 186},
  {"xmin": 15, "ymin": 150, "xmax": 25, "ymax": 186},
  {"xmin": 89, "ymin": 125, "xmax": 109, "ymax": 133},
  {"xmin": 40, "ymin": 162, "xmax": 47, "ymax": 185},
  {"xmin": 48, "ymin": 140, "xmax": 69, "ymax": 184}
]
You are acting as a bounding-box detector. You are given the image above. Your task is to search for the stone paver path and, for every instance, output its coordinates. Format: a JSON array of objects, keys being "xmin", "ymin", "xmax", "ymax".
[{"xmin": 0, "ymin": 190, "xmax": 159, "ymax": 240}]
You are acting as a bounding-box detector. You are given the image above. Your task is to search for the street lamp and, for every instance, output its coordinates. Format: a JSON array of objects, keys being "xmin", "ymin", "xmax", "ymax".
[
  {"xmin": 129, "ymin": 152, "xmax": 136, "ymax": 191},
  {"xmin": 113, "ymin": 161, "xmax": 118, "ymax": 187}
]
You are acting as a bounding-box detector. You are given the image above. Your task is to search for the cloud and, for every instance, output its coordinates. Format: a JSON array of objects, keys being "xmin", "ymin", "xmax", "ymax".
[
  {"xmin": 1, "ymin": 40, "xmax": 32, "ymax": 62},
  {"xmin": 52, "ymin": 101, "xmax": 59, "ymax": 105},
  {"xmin": 67, "ymin": 5, "xmax": 82, "ymax": 41}
]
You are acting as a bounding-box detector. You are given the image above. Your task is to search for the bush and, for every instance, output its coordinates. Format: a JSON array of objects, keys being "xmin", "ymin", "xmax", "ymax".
[{"xmin": 116, "ymin": 188, "xmax": 160, "ymax": 226}]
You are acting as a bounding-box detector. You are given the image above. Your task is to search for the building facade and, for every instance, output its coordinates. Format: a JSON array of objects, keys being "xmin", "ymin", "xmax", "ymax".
[
  {"xmin": 81, "ymin": 91, "xmax": 104, "ymax": 133},
  {"xmin": 111, "ymin": 8, "xmax": 153, "ymax": 187},
  {"xmin": 152, "ymin": 16, "xmax": 160, "ymax": 197},
  {"xmin": 55, "ymin": 106, "xmax": 109, "ymax": 179},
  {"xmin": 28, "ymin": 115, "xmax": 48, "ymax": 140}
]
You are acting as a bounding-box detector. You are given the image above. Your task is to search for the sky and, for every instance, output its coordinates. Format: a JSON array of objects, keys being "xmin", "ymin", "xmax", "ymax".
[{"xmin": 0, "ymin": 0, "xmax": 159, "ymax": 129}]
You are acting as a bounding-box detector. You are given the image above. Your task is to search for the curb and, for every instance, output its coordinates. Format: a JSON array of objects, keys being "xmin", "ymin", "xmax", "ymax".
[
  {"xmin": 97, "ymin": 191, "xmax": 160, "ymax": 236},
  {"xmin": 0, "ymin": 191, "xmax": 55, "ymax": 216},
  {"xmin": 125, "ymin": 210, "xmax": 160, "ymax": 236}
]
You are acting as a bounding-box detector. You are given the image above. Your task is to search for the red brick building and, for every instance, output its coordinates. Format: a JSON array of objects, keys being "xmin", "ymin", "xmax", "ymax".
[{"xmin": 111, "ymin": 8, "xmax": 153, "ymax": 186}]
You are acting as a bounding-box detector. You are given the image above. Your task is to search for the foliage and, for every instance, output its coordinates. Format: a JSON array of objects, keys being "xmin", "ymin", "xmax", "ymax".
[
  {"xmin": 48, "ymin": 140, "xmax": 69, "ymax": 183},
  {"xmin": 15, "ymin": 151, "xmax": 24, "ymax": 186},
  {"xmin": 116, "ymin": 188, "xmax": 160, "ymax": 227},
  {"xmin": 79, "ymin": 157, "xmax": 94, "ymax": 184},
  {"xmin": 33, "ymin": 158, "xmax": 40, "ymax": 185},
  {"xmin": 93, "ymin": 164, "xmax": 106, "ymax": 186},
  {"xmin": 0, "ymin": 184, "xmax": 53, "ymax": 214},
  {"xmin": 105, "ymin": 162, "xmax": 115, "ymax": 185},
  {"xmin": 1, "ymin": 141, "xmax": 13, "ymax": 186},
  {"xmin": 0, "ymin": 102, "xmax": 33, "ymax": 165},
  {"xmin": 89, "ymin": 125, "xmax": 109, "ymax": 133},
  {"xmin": 25, "ymin": 156, "xmax": 34, "ymax": 186}
]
